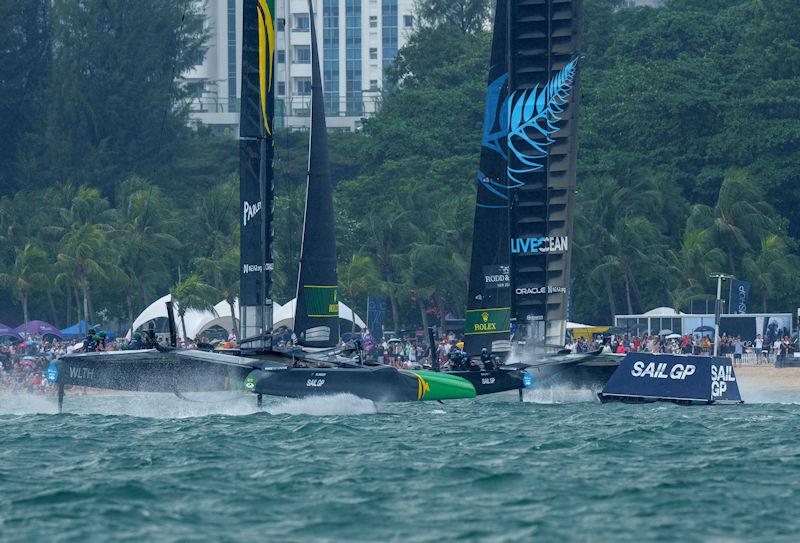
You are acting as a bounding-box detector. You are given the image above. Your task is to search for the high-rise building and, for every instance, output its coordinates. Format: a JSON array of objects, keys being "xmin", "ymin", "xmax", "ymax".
[{"xmin": 184, "ymin": 0, "xmax": 416, "ymax": 133}]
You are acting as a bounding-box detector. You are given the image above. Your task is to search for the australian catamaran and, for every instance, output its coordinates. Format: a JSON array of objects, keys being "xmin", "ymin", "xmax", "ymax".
[{"xmin": 50, "ymin": 0, "xmax": 479, "ymax": 411}]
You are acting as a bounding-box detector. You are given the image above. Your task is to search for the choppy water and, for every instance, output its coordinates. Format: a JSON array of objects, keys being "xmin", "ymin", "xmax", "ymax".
[{"xmin": 2, "ymin": 387, "xmax": 800, "ymax": 542}]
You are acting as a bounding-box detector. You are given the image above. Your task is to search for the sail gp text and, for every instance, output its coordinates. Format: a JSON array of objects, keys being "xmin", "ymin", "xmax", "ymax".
[
  {"xmin": 306, "ymin": 372, "xmax": 326, "ymax": 388},
  {"xmin": 630, "ymin": 361, "xmax": 696, "ymax": 380},
  {"xmin": 711, "ymin": 364, "xmax": 736, "ymax": 397}
]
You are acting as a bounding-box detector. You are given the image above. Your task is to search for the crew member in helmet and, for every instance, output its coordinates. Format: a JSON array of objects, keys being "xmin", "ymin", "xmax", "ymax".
[
  {"xmin": 448, "ymin": 347, "xmax": 467, "ymax": 371},
  {"xmin": 144, "ymin": 322, "xmax": 157, "ymax": 347},
  {"xmin": 83, "ymin": 328, "xmax": 98, "ymax": 353},
  {"xmin": 480, "ymin": 347, "xmax": 495, "ymax": 370},
  {"xmin": 129, "ymin": 332, "xmax": 144, "ymax": 350},
  {"xmin": 97, "ymin": 330, "xmax": 108, "ymax": 351}
]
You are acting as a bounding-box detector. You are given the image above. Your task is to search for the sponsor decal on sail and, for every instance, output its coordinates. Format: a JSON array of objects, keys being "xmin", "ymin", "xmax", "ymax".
[
  {"xmin": 464, "ymin": 307, "xmax": 511, "ymax": 335},
  {"xmin": 483, "ymin": 265, "xmax": 510, "ymax": 288},
  {"xmin": 304, "ymin": 286, "xmax": 338, "ymax": 317},
  {"xmin": 510, "ymin": 236, "xmax": 569, "ymax": 254},
  {"xmin": 243, "ymin": 262, "xmax": 274, "ymax": 274},
  {"xmin": 243, "ymin": 200, "xmax": 262, "ymax": 226},
  {"xmin": 515, "ymin": 285, "xmax": 567, "ymax": 295}
]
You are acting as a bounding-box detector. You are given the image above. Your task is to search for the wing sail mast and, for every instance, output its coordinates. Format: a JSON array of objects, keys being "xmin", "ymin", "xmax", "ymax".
[
  {"xmin": 507, "ymin": 0, "xmax": 582, "ymax": 349},
  {"xmin": 465, "ymin": 0, "xmax": 582, "ymax": 354},
  {"xmin": 293, "ymin": 0, "xmax": 340, "ymax": 348},
  {"xmin": 239, "ymin": 0, "xmax": 276, "ymax": 350}
]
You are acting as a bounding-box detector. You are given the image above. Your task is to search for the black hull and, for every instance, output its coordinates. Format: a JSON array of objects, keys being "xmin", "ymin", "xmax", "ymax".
[
  {"xmin": 55, "ymin": 349, "xmax": 256, "ymax": 393},
  {"xmin": 521, "ymin": 353, "xmax": 621, "ymax": 390},
  {"xmin": 252, "ymin": 366, "xmax": 420, "ymax": 402},
  {"xmin": 447, "ymin": 369, "xmax": 526, "ymax": 395}
]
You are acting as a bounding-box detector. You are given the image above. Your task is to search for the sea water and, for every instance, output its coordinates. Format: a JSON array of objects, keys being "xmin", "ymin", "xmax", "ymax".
[{"xmin": 1, "ymin": 388, "xmax": 799, "ymax": 542}]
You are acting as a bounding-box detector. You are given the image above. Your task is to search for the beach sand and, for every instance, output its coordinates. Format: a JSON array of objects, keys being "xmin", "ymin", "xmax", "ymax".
[{"xmin": 734, "ymin": 365, "xmax": 800, "ymax": 402}]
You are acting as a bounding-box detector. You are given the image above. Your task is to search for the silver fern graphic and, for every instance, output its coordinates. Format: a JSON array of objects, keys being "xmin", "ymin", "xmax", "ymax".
[{"xmin": 506, "ymin": 58, "xmax": 578, "ymax": 184}]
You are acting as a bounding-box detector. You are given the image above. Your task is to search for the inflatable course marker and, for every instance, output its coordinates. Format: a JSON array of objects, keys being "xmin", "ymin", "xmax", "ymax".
[{"xmin": 598, "ymin": 353, "xmax": 743, "ymax": 405}]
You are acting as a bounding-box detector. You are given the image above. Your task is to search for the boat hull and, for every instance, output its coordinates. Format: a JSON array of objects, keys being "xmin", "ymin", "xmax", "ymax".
[
  {"xmin": 446, "ymin": 368, "xmax": 528, "ymax": 396},
  {"xmin": 53, "ymin": 349, "xmax": 255, "ymax": 393},
  {"xmin": 250, "ymin": 365, "xmax": 476, "ymax": 402},
  {"xmin": 510, "ymin": 353, "xmax": 623, "ymax": 390}
]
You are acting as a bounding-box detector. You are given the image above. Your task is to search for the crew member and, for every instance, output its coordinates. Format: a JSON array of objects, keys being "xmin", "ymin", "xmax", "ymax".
[
  {"xmin": 466, "ymin": 356, "xmax": 481, "ymax": 372},
  {"xmin": 144, "ymin": 323, "xmax": 157, "ymax": 348},
  {"xmin": 480, "ymin": 347, "xmax": 495, "ymax": 370},
  {"xmin": 83, "ymin": 328, "xmax": 98, "ymax": 353},
  {"xmin": 448, "ymin": 347, "xmax": 467, "ymax": 371},
  {"xmin": 97, "ymin": 330, "xmax": 107, "ymax": 351},
  {"xmin": 129, "ymin": 332, "xmax": 144, "ymax": 350}
]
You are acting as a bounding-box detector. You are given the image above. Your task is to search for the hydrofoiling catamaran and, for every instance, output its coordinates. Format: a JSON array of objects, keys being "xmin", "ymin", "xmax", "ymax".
[
  {"xmin": 450, "ymin": 0, "xmax": 620, "ymax": 390},
  {"xmin": 50, "ymin": 0, "xmax": 480, "ymax": 412}
]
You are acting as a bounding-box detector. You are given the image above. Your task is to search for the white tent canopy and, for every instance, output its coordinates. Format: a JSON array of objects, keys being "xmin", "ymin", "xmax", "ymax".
[
  {"xmin": 643, "ymin": 307, "xmax": 685, "ymax": 317},
  {"xmin": 129, "ymin": 295, "xmax": 273, "ymax": 341},
  {"xmin": 130, "ymin": 294, "xmax": 363, "ymax": 341},
  {"xmin": 273, "ymin": 298, "xmax": 366, "ymax": 331}
]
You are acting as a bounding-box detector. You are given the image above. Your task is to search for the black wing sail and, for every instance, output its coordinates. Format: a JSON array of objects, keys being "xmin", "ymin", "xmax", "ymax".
[
  {"xmin": 239, "ymin": 0, "xmax": 276, "ymax": 350},
  {"xmin": 508, "ymin": 0, "xmax": 581, "ymax": 349},
  {"xmin": 464, "ymin": 0, "xmax": 513, "ymax": 356},
  {"xmin": 293, "ymin": 0, "xmax": 339, "ymax": 348}
]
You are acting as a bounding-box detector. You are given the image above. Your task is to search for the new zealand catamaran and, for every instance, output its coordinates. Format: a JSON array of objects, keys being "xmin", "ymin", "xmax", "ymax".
[{"xmin": 451, "ymin": 0, "xmax": 619, "ymax": 390}]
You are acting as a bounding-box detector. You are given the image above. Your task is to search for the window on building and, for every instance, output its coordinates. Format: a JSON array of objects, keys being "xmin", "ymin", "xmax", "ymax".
[
  {"xmin": 278, "ymin": 82, "xmax": 286, "ymax": 95},
  {"xmin": 369, "ymin": 15, "xmax": 377, "ymax": 28},
  {"xmin": 277, "ymin": 18, "xmax": 285, "ymax": 31},
  {"xmin": 277, "ymin": 50, "xmax": 286, "ymax": 64},
  {"xmin": 295, "ymin": 45, "xmax": 311, "ymax": 64},
  {"xmin": 294, "ymin": 14, "xmax": 310, "ymax": 31},
  {"xmin": 369, "ymin": 47, "xmax": 377, "ymax": 60},
  {"xmin": 403, "ymin": 15, "xmax": 413, "ymax": 27},
  {"xmin": 369, "ymin": 79, "xmax": 378, "ymax": 91},
  {"xmin": 296, "ymin": 79, "xmax": 312, "ymax": 94}
]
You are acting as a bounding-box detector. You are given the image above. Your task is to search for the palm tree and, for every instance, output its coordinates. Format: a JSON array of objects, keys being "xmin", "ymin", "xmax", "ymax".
[
  {"xmin": 113, "ymin": 178, "xmax": 180, "ymax": 318},
  {"xmin": 694, "ymin": 172, "xmax": 779, "ymax": 276},
  {"xmin": 339, "ymin": 255, "xmax": 380, "ymax": 333},
  {"xmin": 0, "ymin": 244, "xmax": 50, "ymax": 337},
  {"xmin": 56, "ymin": 223, "xmax": 111, "ymax": 326},
  {"xmin": 171, "ymin": 274, "xmax": 219, "ymax": 340},
  {"xmin": 361, "ymin": 206, "xmax": 413, "ymax": 331},
  {"xmin": 742, "ymin": 235, "xmax": 800, "ymax": 312},
  {"xmin": 192, "ymin": 248, "xmax": 239, "ymax": 334}
]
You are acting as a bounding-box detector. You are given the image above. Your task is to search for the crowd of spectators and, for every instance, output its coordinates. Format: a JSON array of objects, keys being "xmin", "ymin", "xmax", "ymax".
[
  {"xmin": 0, "ymin": 336, "xmax": 73, "ymax": 394},
  {"xmin": 565, "ymin": 333, "xmax": 798, "ymax": 363},
  {"xmin": 4, "ymin": 326, "xmax": 799, "ymax": 395}
]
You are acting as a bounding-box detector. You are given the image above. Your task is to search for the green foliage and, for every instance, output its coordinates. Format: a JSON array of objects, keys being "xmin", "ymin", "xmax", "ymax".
[
  {"xmin": 171, "ymin": 273, "xmax": 218, "ymax": 340},
  {"xmin": 3, "ymin": 0, "xmax": 800, "ymax": 333},
  {"xmin": 414, "ymin": 0, "xmax": 492, "ymax": 34}
]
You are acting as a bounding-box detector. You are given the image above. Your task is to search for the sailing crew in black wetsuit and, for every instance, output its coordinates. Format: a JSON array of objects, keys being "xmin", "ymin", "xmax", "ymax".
[
  {"xmin": 480, "ymin": 348, "xmax": 495, "ymax": 370},
  {"xmin": 143, "ymin": 323, "xmax": 157, "ymax": 348},
  {"xmin": 97, "ymin": 330, "xmax": 107, "ymax": 351},
  {"xmin": 82, "ymin": 329, "xmax": 98, "ymax": 352},
  {"xmin": 447, "ymin": 348, "xmax": 463, "ymax": 370},
  {"xmin": 129, "ymin": 332, "xmax": 144, "ymax": 349}
]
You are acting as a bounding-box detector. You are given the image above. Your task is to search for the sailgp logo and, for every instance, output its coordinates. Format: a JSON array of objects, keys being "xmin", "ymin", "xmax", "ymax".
[
  {"xmin": 243, "ymin": 200, "xmax": 262, "ymax": 227},
  {"xmin": 511, "ymin": 236, "xmax": 569, "ymax": 254}
]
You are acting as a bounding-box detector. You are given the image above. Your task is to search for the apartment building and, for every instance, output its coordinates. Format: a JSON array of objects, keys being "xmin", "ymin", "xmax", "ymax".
[{"xmin": 185, "ymin": 0, "xmax": 416, "ymax": 133}]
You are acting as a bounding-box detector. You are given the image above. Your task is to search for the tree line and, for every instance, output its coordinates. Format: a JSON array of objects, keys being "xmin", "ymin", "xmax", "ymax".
[{"xmin": 1, "ymin": 0, "xmax": 799, "ymax": 334}]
